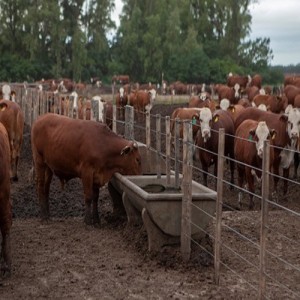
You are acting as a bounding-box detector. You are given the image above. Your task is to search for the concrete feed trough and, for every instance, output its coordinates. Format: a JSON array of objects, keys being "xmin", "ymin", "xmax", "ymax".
[{"xmin": 110, "ymin": 173, "xmax": 217, "ymax": 251}]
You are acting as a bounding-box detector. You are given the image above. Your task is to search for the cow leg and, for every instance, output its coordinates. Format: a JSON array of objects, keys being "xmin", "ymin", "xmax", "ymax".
[
  {"xmin": 82, "ymin": 176, "xmax": 94, "ymax": 225},
  {"xmin": 282, "ymin": 167, "xmax": 289, "ymax": 195},
  {"xmin": 271, "ymin": 160, "xmax": 280, "ymax": 201},
  {"xmin": 0, "ymin": 203, "xmax": 12, "ymax": 276},
  {"xmin": 44, "ymin": 167, "xmax": 53, "ymax": 218},
  {"xmin": 293, "ymin": 152, "xmax": 299, "ymax": 179},
  {"xmin": 246, "ymin": 168, "xmax": 255, "ymax": 210},
  {"xmin": 237, "ymin": 165, "xmax": 245, "ymax": 209},
  {"xmin": 1, "ymin": 231, "xmax": 11, "ymax": 277},
  {"xmin": 35, "ymin": 161, "xmax": 50, "ymax": 221},
  {"xmin": 229, "ymin": 157, "xmax": 235, "ymax": 190},
  {"xmin": 92, "ymin": 187, "xmax": 100, "ymax": 226}
]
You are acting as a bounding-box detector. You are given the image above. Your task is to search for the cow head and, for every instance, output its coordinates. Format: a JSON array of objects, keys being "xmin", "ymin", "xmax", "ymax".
[
  {"xmin": 248, "ymin": 121, "xmax": 276, "ymax": 158},
  {"xmin": 285, "ymin": 105, "xmax": 300, "ymax": 148},
  {"xmin": 198, "ymin": 107, "xmax": 213, "ymax": 143},
  {"xmin": 120, "ymin": 142, "xmax": 142, "ymax": 175},
  {"xmin": 220, "ymin": 99, "xmax": 230, "ymax": 111}
]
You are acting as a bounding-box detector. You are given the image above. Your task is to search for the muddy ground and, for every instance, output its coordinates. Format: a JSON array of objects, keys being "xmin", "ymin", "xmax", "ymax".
[{"xmin": 0, "ymin": 103, "xmax": 299, "ymax": 299}]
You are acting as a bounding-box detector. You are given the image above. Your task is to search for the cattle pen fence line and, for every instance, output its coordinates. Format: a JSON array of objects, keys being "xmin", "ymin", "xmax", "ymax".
[{"xmin": 10, "ymin": 85, "xmax": 300, "ymax": 299}]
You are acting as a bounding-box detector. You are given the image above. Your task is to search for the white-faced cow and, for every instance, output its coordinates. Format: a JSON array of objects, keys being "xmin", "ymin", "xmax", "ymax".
[
  {"xmin": 235, "ymin": 120, "xmax": 275, "ymax": 209},
  {"xmin": 234, "ymin": 106, "xmax": 300, "ymax": 198},
  {"xmin": 31, "ymin": 113, "xmax": 142, "ymax": 225},
  {"xmin": 194, "ymin": 108, "xmax": 235, "ymax": 188}
]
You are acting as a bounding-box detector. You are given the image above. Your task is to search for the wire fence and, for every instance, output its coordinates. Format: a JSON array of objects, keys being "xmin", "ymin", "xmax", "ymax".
[{"xmin": 8, "ymin": 85, "xmax": 300, "ymax": 300}]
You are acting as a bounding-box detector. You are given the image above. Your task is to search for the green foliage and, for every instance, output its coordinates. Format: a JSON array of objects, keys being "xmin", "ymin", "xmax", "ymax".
[{"xmin": 0, "ymin": 0, "xmax": 295, "ymax": 84}]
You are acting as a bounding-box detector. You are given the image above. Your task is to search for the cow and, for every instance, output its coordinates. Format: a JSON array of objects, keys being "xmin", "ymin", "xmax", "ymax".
[
  {"xmin": 188, "ymin": 95, "xmax": 216, "ymax": 111},
  {"xmin": 252, "ymin": 94, "xmax": 287, "ymax": 114},
  {"xmin": 249, "ymin": 74, "xmax": 262, "ymax": 89},
  {"xmin": 234, "ymin": 120, "xmax": 275, "ymax": 209},
  {"xmin": 284, "ymin": 75, "xmax": 300, "ymax": 87},
  {"xmin": 284, "ymin": 84, "xmax": 300, "ymax": 106},
  {"xmin": 227, "ymin": 73, "xmax": 251, "ymax": 89},
  {"xmin": 0, "ymin": 100, "xmax": 25, "ymax": 181},
  {"xmin": 234, "ymin": 107, "xmax": 300, "ymax": 197},
  {"xmin": 214, "ymin": 84, "xmax": 241, "ymax": 104},
  {"xmin": 112, "ymin": 75, "xmax": 130, "ymax": 85},
  {"xmin": 194, "ymin": 108, "xmax": 235, "ymax": 189},
  {"xmin": 243, "ymin": 86, "xmax": 260, "ymax": 101},
  {"xmin": 116, "ymin": 87, "xmax": 128, "ymax": 120},
  {"xmin": 170, "ymin": 107, "xmax": 202, "ymax": 142},
  {"xmin": 31, "ymin": 113, "xmax": 142, "ymax": 225},
  {"xmin": 130, "ymin": 89, "xmax": 156, "ymax": 120},
  {"xmin": 0, "ymin": 122, "xmax": 12, "ymax": 276}
]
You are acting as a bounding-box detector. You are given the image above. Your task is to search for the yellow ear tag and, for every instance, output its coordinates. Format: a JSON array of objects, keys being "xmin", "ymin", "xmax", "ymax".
[
  {"xmin": 214, "ymin": 116, "xmax": 219, "ymax": 123},
  {"xmin": 0, "ymin": 106, "xmax": 6, "ymax": 112},
  {"xmin": 271, "ymin": 132, "xmax": 276, "ymax": 140}
]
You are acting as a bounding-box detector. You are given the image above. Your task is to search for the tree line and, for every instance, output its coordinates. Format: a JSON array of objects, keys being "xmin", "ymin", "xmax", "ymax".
[{"xmin": 0, "ymin": 0, "xmax": 294, "ymax": 85}]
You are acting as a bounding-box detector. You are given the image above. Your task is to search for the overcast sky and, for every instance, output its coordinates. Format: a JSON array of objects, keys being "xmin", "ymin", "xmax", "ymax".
[{"xmin": 112, "ymin": 0, "xmax": 300, "ymax": 66}]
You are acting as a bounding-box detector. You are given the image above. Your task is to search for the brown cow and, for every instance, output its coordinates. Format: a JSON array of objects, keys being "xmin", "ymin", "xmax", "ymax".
[
  {"xmin": 130, "ymin": 89, "xmax": 156, "ymax": 120},
  {"xmin": 0, "ymin": 100, "xmax": 24, "ymax": 181},
  {"xmin": 194, "ymin": 109, "xmax": 235, "ymax": 188},
  {"xmin": 284, "ymin": 75, "xmax": 300, "ymax": 87},
  {"xmin": 249, "ymin": 74, "xmax": 262, "ymax": 89},
  {"xmin": 112, "ymin": 75, "xmax": 130, "ymax": 85},
  {"xmin": 234, "ymin": 120, "xmax": 275, "ymax": 209},
  {"xmin": 284, "ymin": 84, "xmax": 300, "ymax": 106},
  {"xmin": 188, "ymin": 95, "xmax": 216, "ymax": 111},
  {"xmin": 0, "ymin": 122, "xmax": 12, "ymax": 276},
  {"xmin": 214, "ymin": 84, "xmax": 241, "ymax": 104},
  {"xmin": 227, "ymin": 73, "xmax": 250, "ymax": 89},
  {"xmin": 234, "ymin": 107, "xmax": 300, "ymax": 197},
  {"xmin": 170, "ymin": 107, "xmax": 202, "ymax": 141},
  {"xmin": 252, "ymin": 94, "xmax": 287, "ymax": 113},
  {"xmin": 31, "ymin": 113, "xmax": 142, "ymax": 225}
]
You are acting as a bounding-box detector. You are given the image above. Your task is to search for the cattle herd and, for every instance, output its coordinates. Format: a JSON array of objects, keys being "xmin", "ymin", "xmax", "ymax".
[{"xmin": 1, "ymin": 72, "xmax": 300, "ymax": 279}]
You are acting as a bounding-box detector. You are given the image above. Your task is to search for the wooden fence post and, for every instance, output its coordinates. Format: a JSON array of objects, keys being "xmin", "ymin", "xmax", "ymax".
[
  {"xmin": 112, "ymin": 105, "xmax": 117, "ymax": 133},
  {"xmin": 146, "ymin": 110, "xmax": 151, "ymax": 148},
  {"xmin": 214, "ymin": 128, "xmax": 225, "ymax": 285},
  {"xmin": 259, "ymin": 140, "xmax": 270, "ymax": 299},
  {"xmin": 165, "ymin": 116, "xmax": 171, "ymax": 185},
  {"xmin": 125, "ymin": 105, "xmax": 134, "ymax": 140},
  {"xmin": 181, "ymin": 121, "xmax": 193, "ymax": 261},
  {"xmin": 174, "ymin": 118, "xmax": 180, "ymax": 189},
  {"xmin": 156, "ymin": 114, "xmax": 161, "ymax": 179}
]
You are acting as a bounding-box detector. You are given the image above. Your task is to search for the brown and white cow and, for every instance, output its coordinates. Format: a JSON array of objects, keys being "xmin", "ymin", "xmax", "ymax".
[
  {"xmin": 0, "ymin": 122, "xmax": 12, "ymax": 276},
  {"xmin": 194, "ymin": 108, "xmax": 235, "ymax": 188},
  {"xmin": 0, "ymin": 100, "xmax": 24, "ymax": 181},
  {"xmin": 170, "ymin": 107, "xmax": 202, "ymax": 141},
  {"xmin": 227, "ymin": 73, "xmax": 251, "ymax": 89},
  {"xmin": 284, "ymin": 84, "xmax": 300, "ymax": 106},
  {"xmin": 249, "ymin": 74, "xmax": 262, "ymax": 89},
  {"xmin": 234, "ymin": 107, "xmax": 300, "ymax": 197},
  {"xmin": 130, "ymin": 89, "xmax": 156, "ymax": 120},
  {"xmin": 214, "ymin": 84, "xmax": 241, "ymax": 104},
  {"xmin": 234, "ymin": 120, "xmax": 275, "ymax": 209},
  {"xmin": 252, "ymin": 94, "xmax": 287, "ymax": 114},
  {"xmin": 31, "ymin": 113, "xmax": 142, "ymax": 225}
]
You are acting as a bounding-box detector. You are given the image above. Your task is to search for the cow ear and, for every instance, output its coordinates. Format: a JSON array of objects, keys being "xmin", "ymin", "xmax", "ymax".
[
  {"xmin": 270, "ymin": 129, "xmax": 277, "ymax": 140},
  {"xmin": 120, "ymin": 145, "xmax": 131, "ymax": 156},
  {"xmin": 213, "ymin": 114, "xmax": 219, "ymax": 123},
  {"xmin": 0, "ymin": 103, "xmax": 8, "ymax": 111}
]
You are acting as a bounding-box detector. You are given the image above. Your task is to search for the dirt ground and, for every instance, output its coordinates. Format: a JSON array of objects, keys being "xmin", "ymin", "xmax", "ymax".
[{"xmin": 0, "ymin": 103, "xmax": 299, "ymax": 299}]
